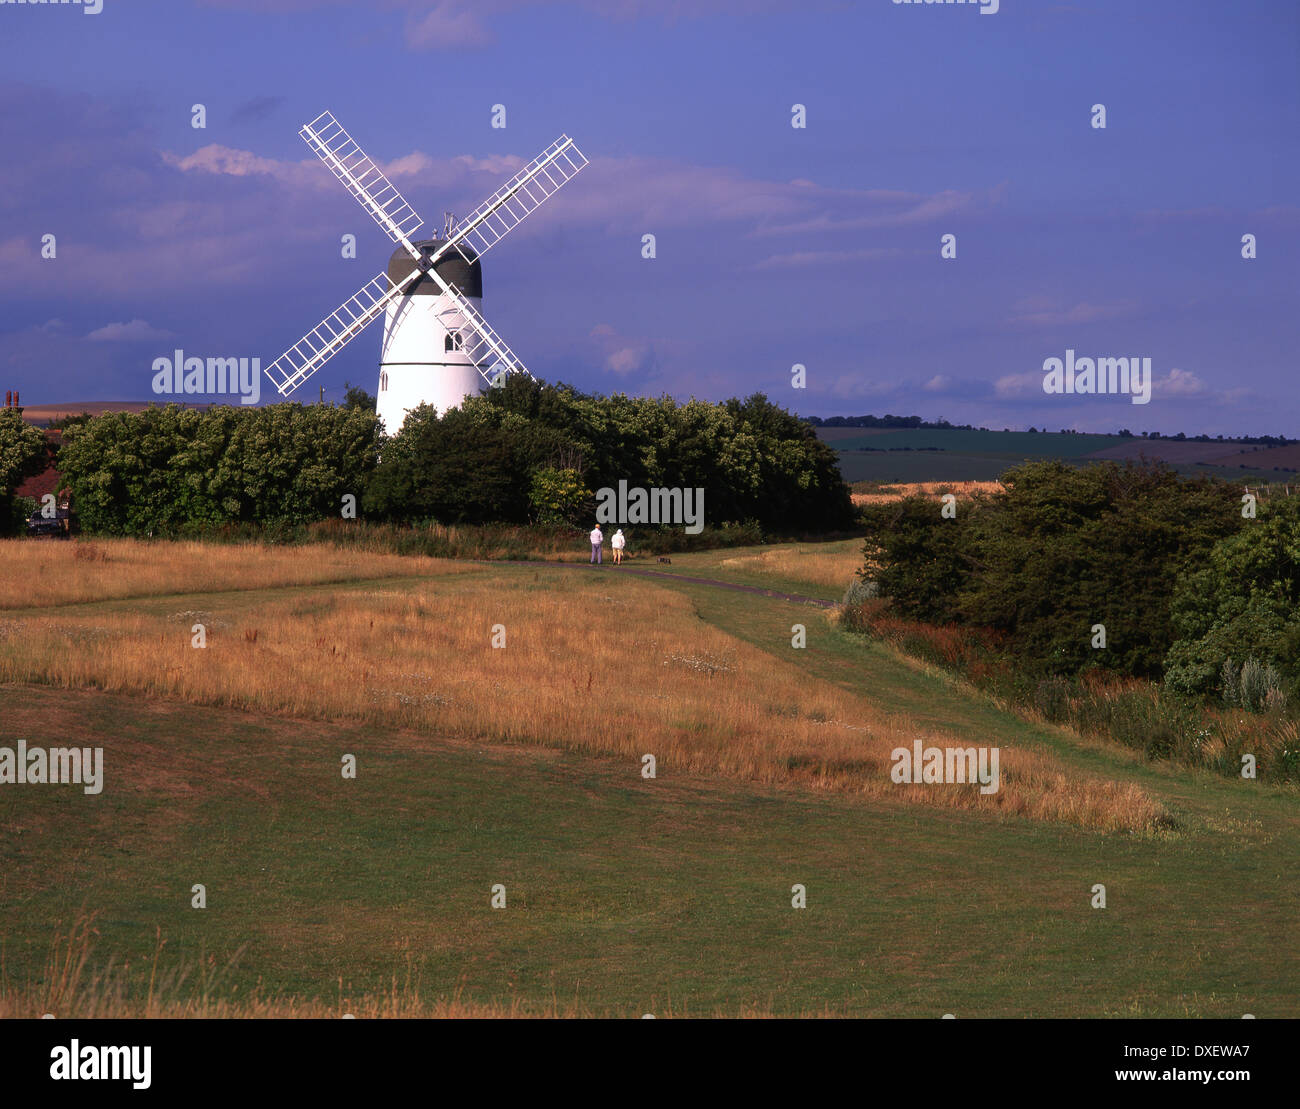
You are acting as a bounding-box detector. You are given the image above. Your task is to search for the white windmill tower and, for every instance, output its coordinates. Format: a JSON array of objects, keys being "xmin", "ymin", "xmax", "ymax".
[{"xmin": 264, "ymin": 111, "xmax": 588, "ymax": 433}]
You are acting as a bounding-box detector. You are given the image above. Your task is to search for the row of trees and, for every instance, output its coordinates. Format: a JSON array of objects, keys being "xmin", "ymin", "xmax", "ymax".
[
  {"xmin": 365, "ymin": 378, "xmax": 853, "ymax": 531},
  {"xmin": 51, "ymin": 381, "xmax": 854, "ymax": 537},
  {"xmin": 805, "ymin": 414, "xmax": 979, "ymax": 430},
  {"xmin": 57, "ymin": 404, "xmax": 380, "ymax": 534},
  {"xmin": 857, "ymin": 460, "xmax": 1300, "ymax": 699}
]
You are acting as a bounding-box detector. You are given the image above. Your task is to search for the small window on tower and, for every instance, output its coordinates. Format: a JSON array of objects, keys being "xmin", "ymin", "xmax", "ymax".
[
  {"xmin": 380, "ymin": 372, "xmax": 388, "ymax": 391},
  {"xmin": 445, "ymin": 331, "xmax": 463, "ymax": 352}
]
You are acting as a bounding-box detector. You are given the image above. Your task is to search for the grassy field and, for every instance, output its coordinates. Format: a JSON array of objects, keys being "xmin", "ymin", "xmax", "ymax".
[
  {"xmin": 622, "ymin": 538, "xmax": 864, "ymax": 601},
  {"xmin": 1, "ymin": 538, "xmax": 1296, "ymax": 1017},
  {"xmin": 0, "ymin": 545, "xmax": 1154, "ymax": 829},
  {"xmin": 0, "ymin": 538, "xmax": 465, "ymax": 609}
]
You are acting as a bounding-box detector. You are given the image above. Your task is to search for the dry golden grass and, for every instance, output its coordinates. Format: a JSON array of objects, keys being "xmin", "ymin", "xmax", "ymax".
[
  {"xmin": 0, "ymin": 542, "xmax": 1164, "ymax": 832},
  {"xmin": 0, "ymin": 538, "xmax": 468, "ymax": 610},
  {"xmin": 708, "ymin": 545, "xmax": 865, "ymax": 590},
  {"xmin": 852, "ymin": 481, "xmax": 1003, "ymax": 506}
]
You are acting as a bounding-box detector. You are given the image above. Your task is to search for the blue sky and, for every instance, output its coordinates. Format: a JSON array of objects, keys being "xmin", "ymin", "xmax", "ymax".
[{"xmin": 0, "ymin": 0, "xmax": 1296, "ymax": 435}]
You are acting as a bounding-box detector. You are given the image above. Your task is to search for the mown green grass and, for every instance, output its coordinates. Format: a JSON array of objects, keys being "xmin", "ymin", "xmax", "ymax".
[
  {"xmin": 2, "ymin": 681, "xmax": 1294, "ymax": 1017},
  {"xmin": 1, "ymin": 559, "xmax": 1296, "ymax": 1017}
]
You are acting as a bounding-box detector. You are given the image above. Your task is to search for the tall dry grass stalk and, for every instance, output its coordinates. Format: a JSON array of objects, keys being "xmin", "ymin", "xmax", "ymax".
[
  {"xmin": 0, "ymin": 538, "xmax": 466, "ymax": 610},
  {"xmin": 0, "ymin": 543, "xmax": 1165, "ymax": 832}
]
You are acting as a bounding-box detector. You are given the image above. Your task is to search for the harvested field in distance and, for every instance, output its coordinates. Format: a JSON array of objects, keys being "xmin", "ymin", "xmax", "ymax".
[{"xmin": 852, "ymin": 481, "xmax": 1003, "ymax": 506}]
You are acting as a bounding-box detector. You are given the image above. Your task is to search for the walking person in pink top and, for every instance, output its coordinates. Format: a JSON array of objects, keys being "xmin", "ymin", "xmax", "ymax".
[{"xmin": 589, "ymin": 524, "xmax": 603, "ymax": 564}]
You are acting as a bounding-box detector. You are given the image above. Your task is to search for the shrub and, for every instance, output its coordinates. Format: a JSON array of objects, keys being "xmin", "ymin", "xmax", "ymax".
[
  {"xmin": 1165, "ymin": 496, "xmax": 1300, "ymax": 695},
  {"xmin": 837, "ymin": 597, "xmax": 887, "ymax": 636},
  {"xmin": 1223, "ymin": 656, "xmax": 1286, "ymax": 712},
  {"xmin": 528, "ymin": 467, "xmax": 592, "ymax": 526},
  {"xmin": 842, "ymin": 577, "xmax": 878, "ymax": 607},
  {"xmin": 1034, "ymin": 677, "xmax": 1072, "ymax": 724},
  {"xmin": 856, "ymin": 495, "xmax": 972, "ymax": 623}
]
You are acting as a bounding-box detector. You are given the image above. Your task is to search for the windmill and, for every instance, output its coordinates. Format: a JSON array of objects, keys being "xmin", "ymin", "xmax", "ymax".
[{"xmin": 264, "ymin": 111, "xmax": 588, "ymax": 433}]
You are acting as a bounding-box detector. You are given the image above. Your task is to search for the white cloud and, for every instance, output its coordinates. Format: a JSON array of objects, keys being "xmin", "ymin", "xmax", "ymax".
[
  {"xmin": 994, "ymin": 371, "xmax": 1043, "ymax": 398},
  {"xmin": 826, "ymin": 375, "xmax": 896, "ymax": 401},
  {"xmin": 588, "ymin": 323, "xmax": 653, "ymax": 376},
  {"xmin": 1006, "ymin": 297, "xmax": 1138, "ymax": 329},
  {"xmin": 163, "ymin": 144, "xmax": 305, "ymax": 181},
  {"xmin": 758, "ymin": 188, "xmax": 979, "ymax": 236},
  {"xmin": 1158, "ymin": 367, "xmax": 1206, "ymax": 397},
  {"xmin": 87, "ymin": 319, "xmax": 175, "ymax": 342},
  {"xmin": 995, "ymin": 364, "xmax": 1214, "ymax": 404},
  {"xmin": 748, "ymin": 246, "xmax": 905, "ymax": 271},
  {"xmin": 405, "ymin": 2, "xmax": 494, "ymax": 48},
  {"xmin": 384, "ymin": 152, "xmax": 523, "ymax": 179},
  {"xmin": 606, "ymin": 346, "xmax": 650, "ymax": 375}
]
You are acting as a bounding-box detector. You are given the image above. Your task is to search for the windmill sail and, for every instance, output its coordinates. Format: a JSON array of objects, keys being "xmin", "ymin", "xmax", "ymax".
[
  {"xmin": 433, "ymin": 136, "xmax": 587, "ymax": 265},
  {"xmin": 265, "ymin": 270, "xmax": 417, "ymax": 396},
  {"xmin": 300, "ymin": 111, "xmax": 424, "ymax": 247}
]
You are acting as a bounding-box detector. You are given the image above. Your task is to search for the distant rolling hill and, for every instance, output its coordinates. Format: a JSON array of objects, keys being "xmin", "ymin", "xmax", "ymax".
[
  {"xmin": 817, "ymin": 427, "xmax": 1299, "ymax": 486},
  {"xmin": 18, "ymin": 400, "xmax": 214, "ymax": 424}
]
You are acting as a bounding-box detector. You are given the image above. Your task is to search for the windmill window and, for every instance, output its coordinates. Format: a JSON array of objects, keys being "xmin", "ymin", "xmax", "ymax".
[
  {"xmin": 445, "ymin": 331, "xmax": 463, "ymax": 352},
  {"xmin": 380, "ymin": 371, "xmax": 389, "ymax": 391}
]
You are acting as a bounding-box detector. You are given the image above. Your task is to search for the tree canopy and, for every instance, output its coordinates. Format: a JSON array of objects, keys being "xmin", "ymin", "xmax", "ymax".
[
  {"xmin": 858, "ymin": 460, "xmax": 1243, "ymax": 680},
  {"xmin": 54, "ymin": 383, "xmax": 853, "ymax": 537},
  {"xmin": 365, "ymin": 380, "xmax": 853, "ymax": 532},
  {"xmin": 1164, "ymin": 495, "xmax": 1300, "ymax": 698}
]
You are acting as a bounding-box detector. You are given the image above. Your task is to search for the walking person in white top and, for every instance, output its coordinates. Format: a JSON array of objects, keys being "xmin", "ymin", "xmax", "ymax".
[
  {"xmin": 611, "ymin": 528, "xmax": 626, "ymax": 564},
  {"xmin": 589, "ymin": 524, "xmax": 603, "ymax": 564}
]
